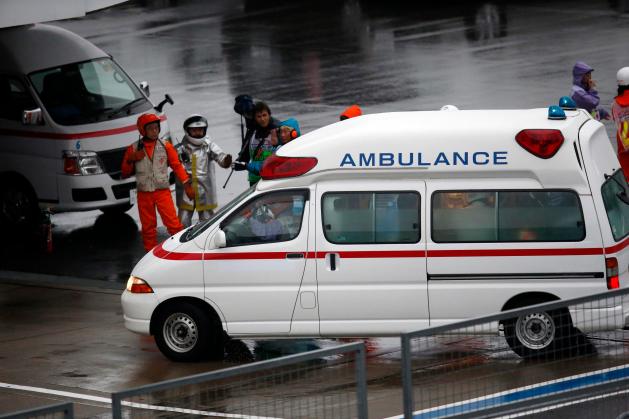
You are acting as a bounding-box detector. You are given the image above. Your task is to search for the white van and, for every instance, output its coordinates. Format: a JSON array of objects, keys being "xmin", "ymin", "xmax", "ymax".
[
  {"xmin": 0, "ymin": 23, "xmax": 173, "ymax": 229},
  {"xmin": 122, "ymin": 106, "xmax": 629, "ymax": 361}
]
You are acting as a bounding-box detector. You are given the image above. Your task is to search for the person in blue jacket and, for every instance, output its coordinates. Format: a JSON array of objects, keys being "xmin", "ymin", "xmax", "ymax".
[
  {"xmin": 570, "ymin": 61, "xmax": 610, "ymax": 120},
  {"xmin": 233, "ymin": 118, "xmax": 301, "ymax": 178}
]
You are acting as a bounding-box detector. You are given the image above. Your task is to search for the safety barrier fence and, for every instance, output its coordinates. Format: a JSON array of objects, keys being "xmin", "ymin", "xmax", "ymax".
[
  {"xmin": 400, "ymin": 287, "xmax": 629, "ymax": 419},
  {"xmin": 0, "ymin": 402, "xmax": 74, "ymax": 419},
  {"xmin": 111, "ymin": 341, "xmax": 367, "ymax": 418}
]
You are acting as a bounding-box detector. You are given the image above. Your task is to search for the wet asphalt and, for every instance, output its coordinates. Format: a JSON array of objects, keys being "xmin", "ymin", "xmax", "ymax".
[{"xmin": 2, "ymin": 0, "xmax": 629, "ymax": 417}]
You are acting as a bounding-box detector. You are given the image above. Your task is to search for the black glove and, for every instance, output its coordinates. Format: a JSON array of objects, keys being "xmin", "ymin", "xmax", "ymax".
[{"xmin": 232, "ymin": 161, "xmax": 247, "ymax": 171}]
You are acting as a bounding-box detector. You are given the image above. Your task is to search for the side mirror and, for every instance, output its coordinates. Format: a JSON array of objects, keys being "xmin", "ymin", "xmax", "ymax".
[
  {"xmin": 139, "ymin": 81, "xmax": 150, "ymax": 97},
  {"xmin": 22, "ymin": 108, "xmax": 43, "ymax": 125},
  {"xmin": 154, "ymin": 94, "xmax": 174, "ymax": 112},
  {"xmin": 211, "ymin": 229, "xmax": 227, "ymax": 249}
]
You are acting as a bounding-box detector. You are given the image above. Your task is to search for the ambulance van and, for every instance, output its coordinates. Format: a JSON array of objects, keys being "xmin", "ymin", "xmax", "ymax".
[
  {"xmin": 0, "ymin": 23, "xmax": 173, "ymax": 229},
  {"xmin": 122, "ymin": 106, "xmax": 629, "ymax": 361}
]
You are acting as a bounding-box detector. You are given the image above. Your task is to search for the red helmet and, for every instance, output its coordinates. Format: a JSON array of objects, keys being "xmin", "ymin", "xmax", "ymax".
[{"xmin": 137, "ymin": 113, "xmax": 161, "ymax": 137}]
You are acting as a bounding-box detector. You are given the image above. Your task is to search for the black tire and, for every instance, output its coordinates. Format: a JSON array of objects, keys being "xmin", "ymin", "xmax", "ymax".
[
  {"xmin": 503, "ymin": 308, "xmax": 572, "ymax": 360},
  {"xmin": 0, "ymin": 176, "xmax": 40, "ymax": 233},
  {"xmin": 153, "ymin": 302, "xmax": 225, "ymax": 362},
  {"xmin": 100, "ymin": 203, "xmax": 133, "ymax": 214}
]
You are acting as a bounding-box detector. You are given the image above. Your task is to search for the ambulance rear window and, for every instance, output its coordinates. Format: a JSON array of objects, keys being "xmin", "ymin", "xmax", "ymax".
[
  {"xmin": 601, "ymin": 170, "xmax": 629, "ymax": 241},
  {"xmin": 432, "ymin": 190, "xmax": 584, "ymax": 243}
]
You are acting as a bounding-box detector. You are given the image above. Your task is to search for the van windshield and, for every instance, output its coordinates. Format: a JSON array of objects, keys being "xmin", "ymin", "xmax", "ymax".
[
  {"xmin": 180, "ymin": 185, "xmax": 256, "ymax": 243},
  {"xmin": 30, "ymin": 58, "xmax": 151, "ymax": 125}
]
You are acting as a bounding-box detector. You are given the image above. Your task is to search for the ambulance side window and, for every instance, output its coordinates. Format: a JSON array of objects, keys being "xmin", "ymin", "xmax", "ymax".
[
  {"xmin": 322, "ymin": 192, "xmax": 420, "ymax": 244},
  {"xmin": 221, "ymin": 190, "xmax": 308, "ymax": 247},
  {"xmin": 432, "ymin": 190, "xmax": 585, "ymax": 242},
  {"xmin": 0, "ymin": 76, "xmax": 37, "ymax": 121},
  {"xmin": 601, "ymin": 171, "xmax": 629, "ymax": 241}
]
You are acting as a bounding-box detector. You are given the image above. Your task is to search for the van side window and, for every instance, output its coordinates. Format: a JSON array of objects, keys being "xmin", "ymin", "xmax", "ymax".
[
  {"xmin": 432, "ymin": 190, "xmax": 585, "ymax": 242},
  {"xmin": 0, "ymin": 76, "xmax": 37, "ymax": 121},
  {"xmin": 221, "ymin": 190, "xmax": 308, "ymax": 247},
  {"xmin": 601, "ymin": 170, "xmax": 629, "ymax": 241},
  {"xmin": 322, "ymin": 192, "xmax": 420, "ymax": 244}
]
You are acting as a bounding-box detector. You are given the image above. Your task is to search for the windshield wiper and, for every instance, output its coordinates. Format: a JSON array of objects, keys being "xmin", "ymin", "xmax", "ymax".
[{"xmin": 108, "ymin": 97, "xmax": 146, "ymax": 118}]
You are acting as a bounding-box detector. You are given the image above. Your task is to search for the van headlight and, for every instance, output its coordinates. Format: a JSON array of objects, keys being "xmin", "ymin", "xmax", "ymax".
[
  {"xmin": 126, "ymin": 276, "xmax": 154, "ymax": 293},
  {"xmin": 63, "ymin": 150, "xmax": 104, "ymax": 175}
]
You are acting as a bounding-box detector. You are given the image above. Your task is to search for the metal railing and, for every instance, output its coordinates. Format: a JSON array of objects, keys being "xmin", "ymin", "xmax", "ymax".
[
  {"xmin": 112, "ymin": 341, "xmax": 367, "ymax": 418},
  {"xmin": 0, "ymin": 403, "xmax": 74, "ymax": 419},
  {"xmin": 400, "ymin": 287, "xmax": 629, "ymax": 419}
]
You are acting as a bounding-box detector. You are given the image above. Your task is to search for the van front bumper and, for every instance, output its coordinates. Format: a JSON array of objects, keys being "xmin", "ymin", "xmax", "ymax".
[
  {"xmin": 54, "ymin": 173, "xmax": 135, "ymax": 212},
  {"xmin": 121, "ymin": 290, "xmax": 157, "ymax": 336}
]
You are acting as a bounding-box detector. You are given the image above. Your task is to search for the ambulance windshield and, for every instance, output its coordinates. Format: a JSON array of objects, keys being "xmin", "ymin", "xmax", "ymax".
[
  {"xmin": 30, "ymin": 58, "xmax": 151, "ymax": 125},
  {"xmin": 180, "ymin": 185, "xmax": 256, "ymax": 243}
]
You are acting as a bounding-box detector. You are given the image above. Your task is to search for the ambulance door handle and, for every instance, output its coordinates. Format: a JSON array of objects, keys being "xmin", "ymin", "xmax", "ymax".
[
  {"xmin": 326, "ymin": 253, "xmax": 338, "ymax": 271},
  {"xmin": 286, "ymin": 253, "xmax": 304, "ymax": 259}
]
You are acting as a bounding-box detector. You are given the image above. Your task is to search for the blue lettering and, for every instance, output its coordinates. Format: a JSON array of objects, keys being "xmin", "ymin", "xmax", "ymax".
[
  {"xmin": 434, "ymin": 152, "xmax": 450, "ymax": 166},
  {"xmin": 340, "ymin": 153, "xmax": 356, "ymax": 167},
  {"xmin": 453, "ymin": 152, "xmax": 468, "ymax": 165},
  {"xmin": 380, "ymin": 153, "xmax": 394, "ymax": 166},
  {"xmin": 398, "ymin": 152, "xmax": 414, "ymax": 166},
  {"xmin": 359, "ymin": 153, "xmax": 376, "ymax": 166},
  {"xmin": 494, "ymin": 151, "xmax": 508, "ymax": 165},
  {"xmin": 473, "ymin": 152, "xmax": 490, "ymax": 165},
  {"xmin": 417, "ymin": 153, "xmax": 431, "ymax": 166}
]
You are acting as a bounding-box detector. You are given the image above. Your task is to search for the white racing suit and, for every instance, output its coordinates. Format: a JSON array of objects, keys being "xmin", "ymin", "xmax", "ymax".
[{"xmin": 176, "ymin": 135, "xmax": 230, "ymax": 227}]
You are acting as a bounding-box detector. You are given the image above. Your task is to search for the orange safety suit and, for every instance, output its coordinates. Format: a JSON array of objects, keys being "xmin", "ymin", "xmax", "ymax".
[{"xmin": 122, "ymin": 138, "xmax": 189, "ymax": 251}]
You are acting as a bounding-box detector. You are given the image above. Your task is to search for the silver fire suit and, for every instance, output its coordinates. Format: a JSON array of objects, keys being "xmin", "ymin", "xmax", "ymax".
[{"xmin": 176, "ymin": 135, "xmax": 230, "ymax": 226}]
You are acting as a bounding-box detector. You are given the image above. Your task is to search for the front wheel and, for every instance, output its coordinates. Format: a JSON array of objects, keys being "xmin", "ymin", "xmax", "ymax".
[
  {"xmin": 154, "ymin": 302, "xmax": 225, "ymax": 362},
  {"xmin": 503, "ymin": 308, "xmax": 571, "ymax": 359}
]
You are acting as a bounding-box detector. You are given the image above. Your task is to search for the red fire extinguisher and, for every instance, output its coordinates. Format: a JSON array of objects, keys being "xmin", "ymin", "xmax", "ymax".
[{"xmin": 42, "ymin": 209, "xmax": 53, "ymax": 253}]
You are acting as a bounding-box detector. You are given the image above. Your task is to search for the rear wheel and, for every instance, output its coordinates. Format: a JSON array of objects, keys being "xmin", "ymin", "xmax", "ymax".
[
  {"xmin": 503, "ymin": 308, "xmax": 571, "ymax": 359},
  {"xmin": 154, "ymin": 302, "xmax": 225, "ymax": 362}
]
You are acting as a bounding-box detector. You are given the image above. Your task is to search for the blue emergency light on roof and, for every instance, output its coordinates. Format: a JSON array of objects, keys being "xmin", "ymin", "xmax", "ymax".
[
  {"xmin": 558, "ymin": 96, "xmax": 577, "ymax": 110},
  {"xmin": 548, "ymin": 105, "xmax": 566, "ymax": 120}
]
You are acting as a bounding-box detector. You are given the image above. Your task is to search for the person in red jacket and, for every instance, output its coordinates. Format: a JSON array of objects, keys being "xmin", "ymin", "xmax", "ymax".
[
  {"xmin": 612, "ymin": 67, "xmax": 629, "ymax": 182},
  {"xmin": 122, "ymin": 113, "xmax": 194, "ymax": 251}
]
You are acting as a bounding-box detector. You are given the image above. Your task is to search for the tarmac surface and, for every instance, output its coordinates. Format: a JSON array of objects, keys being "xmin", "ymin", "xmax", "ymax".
[{"xmin": 3, "ymin": 0, "xmax": 629, "ymax": 417}]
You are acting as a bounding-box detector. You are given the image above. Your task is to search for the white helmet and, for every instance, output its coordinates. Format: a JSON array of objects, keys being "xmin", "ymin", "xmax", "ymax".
[
  {"xmin": 183, "ymin": 114, "xmax": 208, "ymax": 145},
  {"xmin": 617, "ymin": 67, "xmax": 629, "ymax": 86},
  {"xmin": 440, "ymin": 104, "xmax": 459, "ymax": 111}
]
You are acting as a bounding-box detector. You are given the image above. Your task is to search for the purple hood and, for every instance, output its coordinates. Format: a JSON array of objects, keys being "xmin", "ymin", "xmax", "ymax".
[{"xmin": 572, "ymin": 61, "xmax": 594, "ymax": 88}]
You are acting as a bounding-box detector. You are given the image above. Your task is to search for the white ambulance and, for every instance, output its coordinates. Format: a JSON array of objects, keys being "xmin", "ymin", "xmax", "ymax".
[
  {"xmin": 0, "ymin": 23, "xmax": 173, "ymax": 229},
  {"xmin": 122, "ymin": 105, "xmax": 629, "ymax": 361}
]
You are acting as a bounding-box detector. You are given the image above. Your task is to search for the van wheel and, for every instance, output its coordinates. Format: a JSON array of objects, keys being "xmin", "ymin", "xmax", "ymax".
[
  {"xmin": 100, "ymin": 203, "xmax": 133, "ymax": 214},
  {"xmin": 503, "ymin": 308, "xmax": 571, "ymax": 359},
  {"xmin": 154, "ymin": 302, "xmax": 225, "ymax": 362},
  {"xmin": 0, "ymin": 176, "xmax": 39, "ymax": 233}
]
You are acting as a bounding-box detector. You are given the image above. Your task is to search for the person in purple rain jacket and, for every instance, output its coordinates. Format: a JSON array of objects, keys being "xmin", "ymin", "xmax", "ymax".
[{"xmin": 571, "ymin": 61, "xmax": 610, "ymax": 120}]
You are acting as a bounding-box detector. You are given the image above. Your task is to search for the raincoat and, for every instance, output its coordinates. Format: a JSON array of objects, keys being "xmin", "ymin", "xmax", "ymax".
[
  {"xmin": 176, "ymin": 135, "xmax": 230, "ymax": 212},
  {"xmin": 247, "ymin": 126, "xmax": 276, "ymax": 185},
  {"xmin": 571, "ymin": 61, "xmax": 609, "ymax": 120}
]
